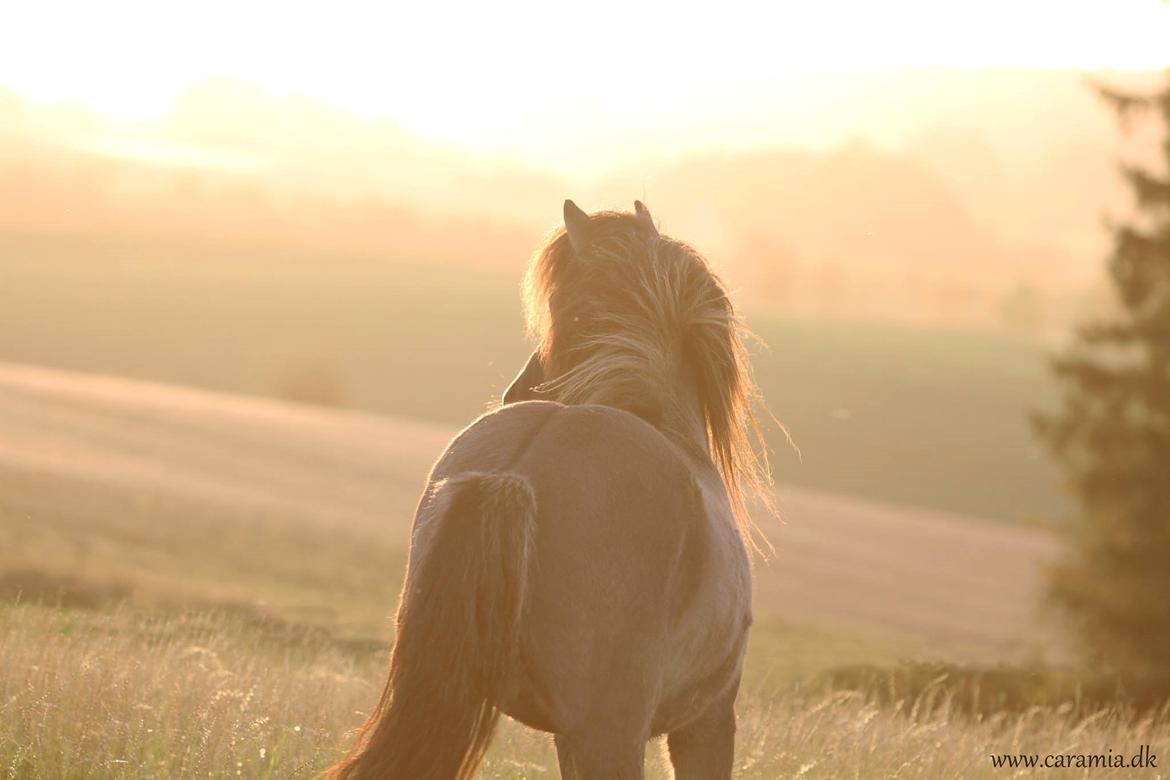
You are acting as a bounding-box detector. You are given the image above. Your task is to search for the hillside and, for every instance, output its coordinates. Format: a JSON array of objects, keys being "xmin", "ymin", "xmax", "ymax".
[
  {"xmin": 0, "ymin": 230, "xmax": 1072, "ymax": 526},
  {"xmin": 0, "ymin": 361, "xmax": 1064, "ymax": 663}
]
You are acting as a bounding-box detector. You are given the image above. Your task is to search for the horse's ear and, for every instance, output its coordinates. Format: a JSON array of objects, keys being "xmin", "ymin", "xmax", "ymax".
[
  {"xmin": 634, "ymin": 200, "xmax": 657, "ymax": 235},
  {"xmin": 503, "ymin": 349, "xmax": 543, "ymax": 404},
  {"xmin": 563, "ymin": 199, "xmax": 591, "ymax": 255}
]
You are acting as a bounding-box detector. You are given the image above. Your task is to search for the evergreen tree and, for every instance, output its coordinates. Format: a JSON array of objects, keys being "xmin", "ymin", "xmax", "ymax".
[{"xmin": 1035, "ymin": 76, "xmax": 1170, "ymax": 681}]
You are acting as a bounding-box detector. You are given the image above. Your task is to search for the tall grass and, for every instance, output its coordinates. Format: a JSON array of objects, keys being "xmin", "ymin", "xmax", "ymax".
[
  {"xmin": 0, "ymin": 605, "xmax": 375, "ymax": 779},
  {"xmin": 3, "ymin": 604, "xmax": 1166, "ymax": 779}
]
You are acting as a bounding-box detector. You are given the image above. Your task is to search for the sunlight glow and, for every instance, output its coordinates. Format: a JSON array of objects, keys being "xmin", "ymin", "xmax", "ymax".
[{"xmin": 2, "ymin": 0, "xmax": 1168, "ymax": 143}]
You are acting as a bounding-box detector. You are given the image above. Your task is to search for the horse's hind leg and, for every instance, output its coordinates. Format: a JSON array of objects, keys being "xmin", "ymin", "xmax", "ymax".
[
  {"xmin": 666, "ymin": 684, "xmax": 739, "ymax": 780},
  {"xmin": 554, "ymin": 732, "xmax": 644, "ymax": 780}
]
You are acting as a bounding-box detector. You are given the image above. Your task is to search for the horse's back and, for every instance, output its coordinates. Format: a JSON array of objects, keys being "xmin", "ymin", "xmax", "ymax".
[
  {"xmin": 429, "ymin": 401, "xmax": 703, "ymax": 598},
  {"xmin": 431, "ymin": 400, "xmax": 699, "ymax": 530},
  {"xmin": 431, "ymin": 398, "xmax": 701, "ymax": 549},
  {"xmin": 426, "ymin": 401, "xmax": 749, "ymax": 737}
]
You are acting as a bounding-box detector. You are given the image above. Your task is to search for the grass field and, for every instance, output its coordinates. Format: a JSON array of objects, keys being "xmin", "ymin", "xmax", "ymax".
[
  {"xmin": 6, "ymin": 606, "xmax": 1168, "ymax": 780},
  {"xmin": 0, "ymin": 229, "xmax": 1071, "ymax": 526},
  {"xmin": 3, "ymin": 362, "xmax": 1163, "ymax": 778}
]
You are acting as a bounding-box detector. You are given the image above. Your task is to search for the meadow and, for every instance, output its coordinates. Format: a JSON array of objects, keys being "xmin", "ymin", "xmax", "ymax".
[
  {"xmin": 7, "ymin": 604, "xmax": 1169, "ymax": 779},
  {"xmin": 2, "ymin": 229, "xmax": 1148, "ymax": 778},
  {"xmin": 1, "ymin": 360, "xmax": 1165, "ymax": 778},
  {"xmin": 1, "ymin": 27, "xmax": 1165, "ymax": 778}
]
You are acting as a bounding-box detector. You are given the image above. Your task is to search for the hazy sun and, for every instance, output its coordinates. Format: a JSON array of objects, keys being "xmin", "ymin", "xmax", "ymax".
[{"xmin": 2, "ymin": 0, "xmax": 1168, "ymax": 147}]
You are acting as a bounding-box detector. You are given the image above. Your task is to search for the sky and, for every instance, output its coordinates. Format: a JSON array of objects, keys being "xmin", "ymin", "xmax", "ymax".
[
  {"xmin": 2, "ymin": 1, "xmax": 1167, "ymax": 329},
  {"xmin": 3, "ymin": 0, "xmax": 1169, "ymax": 156}
]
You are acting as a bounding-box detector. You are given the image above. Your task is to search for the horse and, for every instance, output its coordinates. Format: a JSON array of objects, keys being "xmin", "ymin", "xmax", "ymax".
[{"xmin": 329, "ymin": 199, "xmax": 773, "ymax": 780}]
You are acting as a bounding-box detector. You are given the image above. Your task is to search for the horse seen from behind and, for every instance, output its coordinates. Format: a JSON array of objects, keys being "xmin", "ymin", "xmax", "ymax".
[{"xmin": 329, "ymin": 199, "xmax": 773, "ymax": 780}]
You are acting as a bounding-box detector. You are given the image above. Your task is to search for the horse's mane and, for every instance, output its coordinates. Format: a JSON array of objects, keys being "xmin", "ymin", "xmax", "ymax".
[{"xmin": 523, "ymin": 208, "xmax": 775, "ymax": 551}]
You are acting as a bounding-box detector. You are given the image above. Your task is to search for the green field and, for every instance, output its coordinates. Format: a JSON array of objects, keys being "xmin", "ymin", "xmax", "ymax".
[
  {"xmin": 0, "ymin": 367, "xmax": 914, "ymax": 777},
  {"xmin": 9, "ymin": 603, "xmax": 1165, "ymax": 780},
  {"xmin": 0, "ymin": 366, "xmax": 1160, "ymax": 779},
  {"xmin": 0, "ymin": 230, "xmax": 1071, "ymax": 526}
]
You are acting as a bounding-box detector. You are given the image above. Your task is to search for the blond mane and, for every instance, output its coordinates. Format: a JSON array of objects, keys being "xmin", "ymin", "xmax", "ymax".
[{"xmin": 522, "ymin": 208, "xmax": 775, "ymax": 551}]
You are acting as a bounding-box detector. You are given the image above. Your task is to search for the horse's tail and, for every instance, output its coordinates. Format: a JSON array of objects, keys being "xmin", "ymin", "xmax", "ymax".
[{"xmin": 327, "ymin": 472, "xmax": 537, "ymax": 780}]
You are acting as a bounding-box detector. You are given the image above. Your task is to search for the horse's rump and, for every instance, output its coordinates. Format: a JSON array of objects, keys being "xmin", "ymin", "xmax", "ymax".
[
  {"xmin": 472, "ymin": 404, "xmax": 748, "ymax": 737},
  {"xmin": 328, "ymin": 469, "xmax": 537, "ymax": 780}
]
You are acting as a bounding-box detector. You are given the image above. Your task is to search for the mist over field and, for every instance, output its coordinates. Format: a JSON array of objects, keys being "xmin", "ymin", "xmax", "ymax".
[
  {"xmin": 3, "ymin": 68, "xmax": 1160, "ymax": 332},
  {"xmin": 3, "ymin": 9, "xmax": 1170, "ymax": 773},
  {"xmin": 3, "ymin": 68, "xmax": 1154, "ymax": 527}
]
